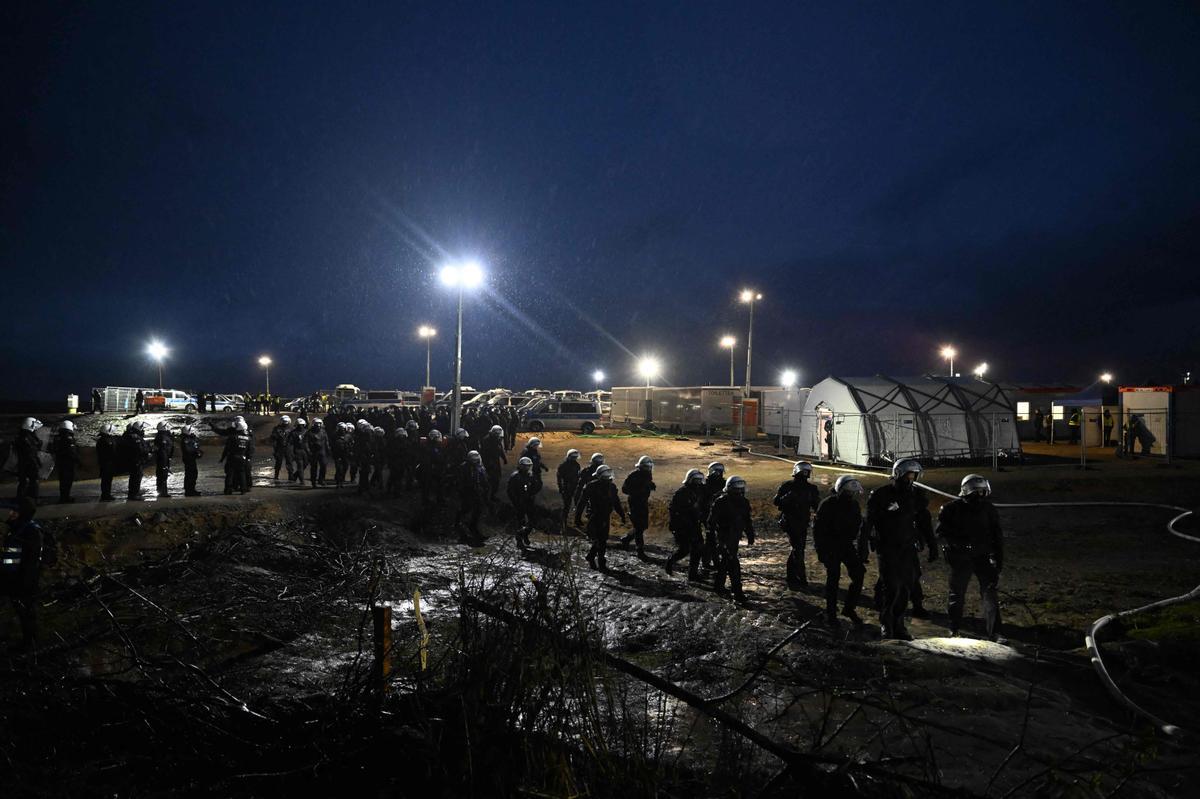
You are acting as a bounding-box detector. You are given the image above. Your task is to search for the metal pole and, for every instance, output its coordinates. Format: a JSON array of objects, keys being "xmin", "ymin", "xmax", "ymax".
[
  {"xmin": 992, "ymin": 412, "xmax": 998, "ymax": 472},
  {"xmin": 1080, "ymin": 408, "xmax": 1086, "ymax": 469},
  {"xmin": 1165, "ymin": 400, "xmax": 1173, "ymax": 466},
  {"xmin": 157, "ymin": 362, "xmax": 163, "ymax": 391},
  {"xmin": 264, "ymin": 365, "xmax": 270, "ymax": 397},
  {"xmin": 451, "ymin": 287, "xmax": 463, "ymax": 433},
  {"xmin": 729, "ymin": 347, "xmax": 734, "ymax": 387},
  {"xmin": 425, "ymin": 339, "xmax": 431, "ymax": 388},
  {"xmin": 740, "ymin": 299, "xmax": 754, "ymax": 443}
]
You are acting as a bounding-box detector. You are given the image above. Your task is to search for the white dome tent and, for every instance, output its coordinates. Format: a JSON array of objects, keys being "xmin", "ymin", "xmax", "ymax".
[{"xmin": 797, "ymin": 375, "xmax": 1021, "ymax": 467}]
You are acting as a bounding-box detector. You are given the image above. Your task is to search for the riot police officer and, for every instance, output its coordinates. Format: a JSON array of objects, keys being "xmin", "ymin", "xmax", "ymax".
[
  {"xmin": 288, "ymin": 418, "xmax": 310, "ymax": 484},
  {"xmin": 180, "ymin": 423, "xmax": 203, "ymax": 496},
  {"xmin": 306, "ymin": 418, "xmax": 330, "ymax": 487},
  {"xmin": 619, "ymin": 455, "xmax": 656, "ymax": 558},
  {"xmin": 701, "ymin": 462, "xmax": 727, "ymax": 570},
  {"xmin": 813, "ymin": 475, "xmax": 868, "ymax": 626},
  {"xmin": 122, "ymin": 421, "xmax": 150, "ymax": 500},
  {"xmin": 96, "ymin": 422, "xmax": 119, "ymax": 502},
  {"xmin": 507, "ymin": 456, "xmax": 537, "ymax": 549},
  {"xmin": 937, "ymin": 474, "xmax": 1004, "ymax": 640},
  {"xmin": 556, "ymin": 449, "xmax": 581, "ymax": 531},
  {"xmin": 53, "ymin": 420, "xmax": 82, "ymax": 503},
  {"xmin": 709, "ymin": 475, "xmax": 754, "ymax": 603},
  {"xmin": 480, "ymin": 424, "xmax": 507, "ymax": 497},
  {"xmin": 773, "ymin": 461, "xmax": 821, "ymax": 590},
  {"xmin": 270, "ymin": 416, "xmax": 292, "ymax": 480},
  {"xmin": 456, "ymin": 450, "xmax": 489, "ymax": 545},
  {"xmin": 153, "ymin": 421, "xmax": 174, "ymax": 497},
  {"xmin": 665, "ymin": 469, "xmax": 706, "ymax": 579},
  {"xmin": 14, "ymin": 418, "xmax": 43, "ymax": 502},
  {"xmin": 866, "ymin": 459, "xmax": 936, "ymax": 640},
  {"xmin": 220, "ymin": 419, "xmax": 252, "ymax": 495},
  {"xmin": 575, "ymin": 464, "xmax": 625, "ymax": 571}
]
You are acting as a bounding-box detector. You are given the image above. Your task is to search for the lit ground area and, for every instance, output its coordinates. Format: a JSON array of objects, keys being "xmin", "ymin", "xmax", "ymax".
[{"xmin": 2, "ymin": 420, "xmax": 1198, "ymax": 796}]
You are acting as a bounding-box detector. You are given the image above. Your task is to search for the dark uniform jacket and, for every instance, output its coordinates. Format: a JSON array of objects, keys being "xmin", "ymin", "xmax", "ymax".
[
  {"xmin": 181, "ymin": 433, "xmax": 202, "ymax": 463},
  {"xmin": 668, "ymin": 484, "xmax": 704, "ymax": 534},
  {"xmin": 120, "ymin": 431, "xmax": 150, "ymax": 470},
  {"xmin": 53, "ymin": 431, "xmax": 81, "ymax": 467},
  {"xmin": 813, "ymin": 493, "xmax": 866, "ymax": 562},
  {"xmin": 935, "ymin": 497, "xmax": 1003, "ymax": 567},
  {"xmin": 507, "ymin": 469, "xmax": 536, "ymax": 511},
  {"xmin": 304, "ymin": 427, "xmax": 329, "ymax": 458},
  {"xmin": 270, "ymin": 423, "xmax": 290, "ymax": 453},
  {"xmin": 865, "ymin": 483, "xmax": 934, "ymax": 553},
  {"xmin": 708, "ymin": 492, "xmax": 754, "ymax": 550},
  {"xmin": 1, "ymin": 519, "xmax": 43, "ymax": 597},
  {"xmin": 702, "ymin": 475, "xmax": 727, "ymax": 524},
  {"xmin": 15, "ymin": 430, "xmax": 41, "ymax": 474},
  {"xmin": 481, "ymin": 436, "xmax": 507, "ymax": 470},
  {"xmin": 153, "ymin": 431, "xmax": 174, "ymax": 467},
  {"xmin": 773, "ymin": 478, "xmax": 820, "ymax": 527},
  {"xmin": 96, "ymin": 433, "xmax": 117, "ymax": 472},
  {"xmin": 621, "ymin": 469, "xmax": 656, "ymax": 504},
  {"xmin": 458, "ymin": 462, "xmax": 489, "ymax": 503},
  {"xmin": 574, "ymin": 479, "xmax": 625, "ymax": 529},
  {"xmin": 556, "ymin": 459, "xmax": 581, "ymax": 495}
]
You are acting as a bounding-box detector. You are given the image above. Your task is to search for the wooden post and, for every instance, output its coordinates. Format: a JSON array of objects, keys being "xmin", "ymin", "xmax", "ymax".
[{"xmin": 372, "ymin": 604, "xmax": 393, "ymax": 694}]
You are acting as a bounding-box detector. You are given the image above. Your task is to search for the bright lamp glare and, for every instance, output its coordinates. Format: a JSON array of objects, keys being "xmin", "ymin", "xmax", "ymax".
[
  {"xmin": 739, "ymin": 289, "xmax": 761, "ymax": 303},
  {"xmin": 146, "ymin": 341, "xmax": 168, "ymax": 361},
  {"xmin": 720, "ymin": 335, "xmax": 736, "ymax": 348},
  {"xmin": 592, "ymin": 370, "xmax": 605, "ymax": 383},
  {"xmin": 940, "ymin": 345, "xmax": 957, "ymax": 359},
  {"xmin": 1100, "ymin": 372, "xmax": 1113, "ymax": 383},
  {"xmin": 973, "ymin": 363, "xmax": 988, "ymax": 377},
  {"xmin": 258, "ymin": 356, "xmax": 272, "ymax": 367},
  {"xmin": 637, "ymin": 357, "xmax": 660, "ymax": 379},
  {"xmin": 780, "ymin": 369, "xmax": 798, "ymax": 387},
  {"xmin": 441, "ymin": 260, "xmax": 485, "ymax": 288},
  {"xmin": 418, "ymin": 325, "xmax": 436, "ymax": 338}
]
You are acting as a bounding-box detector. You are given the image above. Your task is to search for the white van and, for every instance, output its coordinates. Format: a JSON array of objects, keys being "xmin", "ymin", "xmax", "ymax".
[{"xmin": 519, "ymin": 398, "xmax": 603, "ymax": 434}]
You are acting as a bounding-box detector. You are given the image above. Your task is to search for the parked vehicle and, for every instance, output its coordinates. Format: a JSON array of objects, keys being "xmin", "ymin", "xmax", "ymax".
[
  {"xmin": 150, "ymin": 389, "xmax": 200, "ymax": 412},
  {"xmin": 552, "ymin": 390, "xmax": 584, "ymax": 400},
  {"xmin": 213, "ymin": 393, "xmax": 242, "ymax": 412},
  {"xmin": 489, "ymin": 394, "xmax": 530, "ymax": 408},
  {"xmin": 519, "ymin": 398, "xmax": 603, "ymax": 434}
]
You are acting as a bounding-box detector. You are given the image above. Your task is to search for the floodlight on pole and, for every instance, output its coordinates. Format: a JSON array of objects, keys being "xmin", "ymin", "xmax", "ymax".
[
  {"xmin": 258, "ymin": 355, "xmax": 272, "ymax": 396},
  {"xmin": 940, "ymin": 345, "xmax": 957, "ymax": 377},
  {"xmin": 1100, "ymin": 372, "xmax": 1113, "ymax": 384},
  {"xmin": 720, "ymin": 335, "xmax": 736, "ymax": 386},
  {"xmin": 973, "ymin": 362, "xmax": 988, "ymax": 378},
  {"xmin": 417, "ymin": 325, "xmax": 437, "ymax": 388},
  {"xmin": 146, "ymin": 340, "xmax": 168, "ymax": 390},
  {"xmin": 780, "ymin": 369, "xmax": 798, "ymax": 388},
  {"xmin": 592, "ymin": 369, "xmax": 605, "ymax": 388},
  {"xmin": 738, "ymin": 290, "xmax": 762, "ymax": 443},
  {"xmin": 439, "ymin": 260, "xmax": 485, "ymax": 432}
]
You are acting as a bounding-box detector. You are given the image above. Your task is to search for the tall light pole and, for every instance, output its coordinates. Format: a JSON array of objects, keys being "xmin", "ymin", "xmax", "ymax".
[
  {"xmin": 1100, "ymin": 372, "xmax": 1113, "ymax": 384},
  {"xmin": 973, "ymin": 362, "xmax": 988, "ymax": 379},
  {"xmin": 418, "ymin": 325, "xmax": 437, "ymax": 388},
  {"xmin": 592, "ymin": 369, "xmax": 605, "ymax": 391},
  {"xmin": 637, "ymin": 356, "xmax": 659, "ymax": 424},
  {"xmin": 720, "ymin": 335, "xmax": 736, "ymax": 387},
  {"xmin": 738, "ymin": 290, "xmax": 762, "ymax": 443},
  {"xmin": 146, "ymin": 340, "xmax": 168, "ymax": 391},
  {"xmin": 258, "ymin": 355, "xmax": 272, "ymax": 396},
  {"xmin": 941, "ymin": 345, "xmax": 957, "ymax": 377},
  {"xmin": 439, "ymin": 261, "xmax": 484, "ymax": 433}
]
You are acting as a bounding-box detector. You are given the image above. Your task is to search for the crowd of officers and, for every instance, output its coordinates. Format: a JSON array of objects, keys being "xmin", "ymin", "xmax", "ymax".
[{"xmin": 6, "ymin": 407, "xmax": 1005, "ymax": 647}]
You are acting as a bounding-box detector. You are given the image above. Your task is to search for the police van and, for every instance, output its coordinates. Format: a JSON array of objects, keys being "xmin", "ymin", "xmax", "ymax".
[{"xmin": 519, "ymin": 398, "xmax": 603, "ymax": 434}]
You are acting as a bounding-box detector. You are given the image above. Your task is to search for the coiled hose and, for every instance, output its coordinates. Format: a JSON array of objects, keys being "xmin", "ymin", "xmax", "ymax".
[{"xmin": 745, "ymin": 447, "xmax": 1198, "ymax": 736}]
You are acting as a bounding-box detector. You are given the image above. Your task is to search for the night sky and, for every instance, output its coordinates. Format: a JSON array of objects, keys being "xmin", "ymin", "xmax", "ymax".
[{"xmin": 4, "ymin": 2, "xmax": 1198, "ymax": 399}]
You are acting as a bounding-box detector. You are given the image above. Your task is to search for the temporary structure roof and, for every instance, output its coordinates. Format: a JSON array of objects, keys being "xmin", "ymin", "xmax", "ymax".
[{"xmin": 797, "ymin": 375, "xmax": 1021, "ymax": 466}]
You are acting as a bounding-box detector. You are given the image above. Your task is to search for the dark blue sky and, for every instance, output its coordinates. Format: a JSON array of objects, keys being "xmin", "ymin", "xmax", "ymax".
[{"xmin": 4, "ymin": 2, "xmax": 1198, "ymax": 398}]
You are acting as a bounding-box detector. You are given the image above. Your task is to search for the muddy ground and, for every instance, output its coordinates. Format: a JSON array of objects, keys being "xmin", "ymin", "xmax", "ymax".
[{"xmin": 2, "ymin": 423, "xmax": 1199, "ymax": 796}]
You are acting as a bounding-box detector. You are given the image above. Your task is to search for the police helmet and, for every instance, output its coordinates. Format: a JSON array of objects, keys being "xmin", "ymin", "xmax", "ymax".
[
  {"xmin": 467, "ymin": 450, "xmax": 482, "ymax": 465},
  {"xmin": 792, "ymin": 461, "xmax": 813, "ymax": 477},
  {"xmin": 296, "ymin": 417, "xmax": 308, "ymax": 427},
  {"xmin": 589, "ymin": 452, "xmax": 605, "ymax": 466},
  {"xmin": 101, "ymin": 422, "xmax": 119, "ymax": 436},
  {"xmin": 566, "ymin": 448, "xmax": 580, "ymax": 460},
  {"xmin": 280, "ymin": 415, "xmax": 292, "ymax": 425},
  {"xmin": 960, "ymin": 474, "xmax": 992, "ymax": 497},
  {"xmin": 181, "ymin": 424, "xmax": 196, "ymax": 436},
  {"xmin": 394, "ymin": 427, "xmax": 408, "ymax": 438},
  {"xmin": 373, "ymin": 426, "xmax": 385, "ymax": 437},
  {"xmin": 429, "ymin": 429, "xmax": 443, "ymax": 441},
  {"xmin": 528, "ymin": 437, "xmax": 541, "ymax": 449},
  {"xmin": 636, "ymin": 455, "xmax": 654, "ymax": 470},
  {"xmin": 891, "ymin": 459, "xmax": 923, "ymax": 480},
  {"xmin": 126, "ymin": 421, "xmax": 143, "ymax": 434},
  {"xmin": 21, "ymin": 417, "xmax": 43, "ymax": 433},
  {"xmin": 407, "ymin": 420, "xmax": 420, "ymax": 430},
  {"xmin": 683, "ymin": 468, "xmax": 705, "ymax": 485},
  {"xmin": 312, "ymin": 418, "xmax": 323, "ymax": 427},
  {"xmin": 58, "ymin": 419, "xmax": 75, "ymax": 433},
  {"xmin": 455, "ymin": 428, "xmax": 469, "ymax": 440},
  {"xmin": 156, "ymin": 421, "xmax": 171, "ymax": 432},
  {"xmin": 708, "ymin": 461, "xmax": 725, "ymax": 476},
  {"xmin": 234, "ymin": 420, "xmax": 249, "ymax": 433},
  {"xmin": 518, "ymin": 456, "xmax": 533, "ymax": 470},
  {"xmin": 834, "ymin": 475, "xmax": 863, "ymax": 495},
  {"xmin": 490, "ymin": 424, "xmax": 504, "ymax": 436},
  {"xmin": 726, "ymin": 475, "xmax": 747, "ymax": 494},
  {"xmin": 357, "ymin": 419, "xmax": 371, "ymax": 430},
  {"xmin": 595, "ymin": 464, "xmax": 614, "ymax": 481},
  {"xmin": 235, "ymin": 415, "xmax": 245, "ymax": 424}
]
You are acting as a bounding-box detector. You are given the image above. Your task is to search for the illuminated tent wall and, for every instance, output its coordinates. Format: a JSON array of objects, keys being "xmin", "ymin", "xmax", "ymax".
[{"xmin": 796, "ymin": 375, "xmax": 1021, "ymax": 467}]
